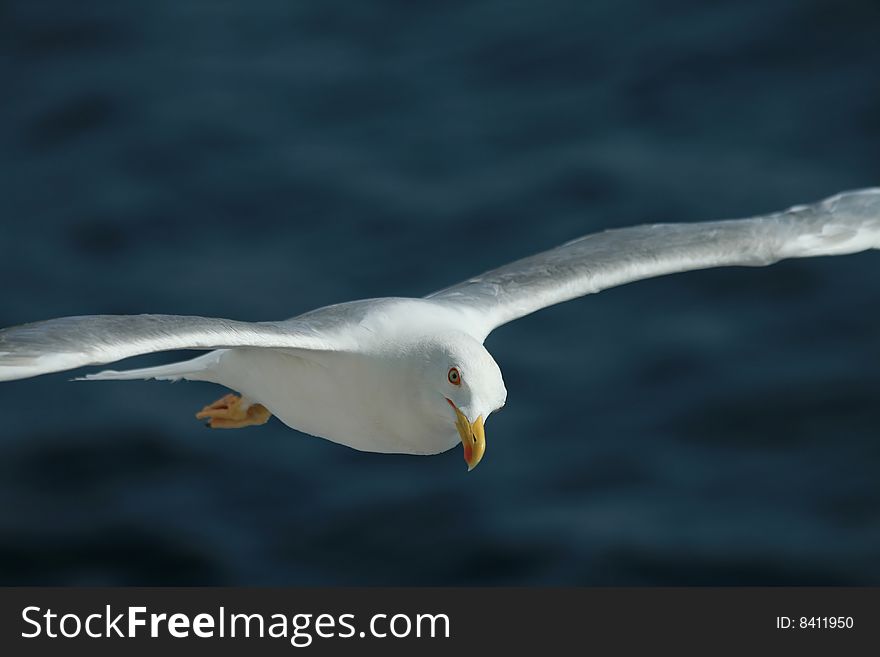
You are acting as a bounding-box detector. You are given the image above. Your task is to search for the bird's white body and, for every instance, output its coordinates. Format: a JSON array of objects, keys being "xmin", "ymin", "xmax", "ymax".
[
  {"xmin": 207, "ymin": 345, "xmax": 458, "ymax": 455},
  {"xmin": 179, "ymin": 298, "xmax": 501, "ymax": 455}
]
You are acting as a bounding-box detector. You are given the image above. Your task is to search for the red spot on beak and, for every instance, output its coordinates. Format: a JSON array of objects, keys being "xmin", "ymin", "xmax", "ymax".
[{"xmin": 463, "ymin": 443, "xmax": 473, "ymax": 464}]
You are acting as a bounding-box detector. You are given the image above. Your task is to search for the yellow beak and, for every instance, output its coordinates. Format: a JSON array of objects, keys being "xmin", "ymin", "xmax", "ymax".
[{"xmin": 448, "ymin": 399, "xmax": 486, "ymax": 471}]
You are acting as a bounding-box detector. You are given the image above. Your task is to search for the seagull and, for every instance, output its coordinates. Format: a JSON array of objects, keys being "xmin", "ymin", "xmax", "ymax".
[{"xmin": 1, "ymin": 188, "xmax": 878, "ymax": 469}]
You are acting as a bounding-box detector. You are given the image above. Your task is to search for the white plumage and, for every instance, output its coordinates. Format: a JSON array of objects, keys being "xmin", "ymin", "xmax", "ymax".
[{"xmin": 1, "ymin": 188, "xmax": 878, "ymax": 468}]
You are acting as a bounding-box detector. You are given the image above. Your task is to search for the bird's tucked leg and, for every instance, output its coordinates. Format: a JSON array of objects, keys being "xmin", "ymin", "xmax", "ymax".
[{"xmin": 196, "ymin": 393, "xmax": 271, "ymax": 429}]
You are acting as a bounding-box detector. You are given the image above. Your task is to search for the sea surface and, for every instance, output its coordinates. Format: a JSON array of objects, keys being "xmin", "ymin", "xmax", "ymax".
[{"xmin": 1, "ymin": 0, "xmax": 879, "ymax": 585}]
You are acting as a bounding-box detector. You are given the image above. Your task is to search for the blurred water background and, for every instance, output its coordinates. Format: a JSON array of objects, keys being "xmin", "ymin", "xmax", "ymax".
[{"xmin": 1, "ymin": 0, "xmax": 879, "ymax": 585}]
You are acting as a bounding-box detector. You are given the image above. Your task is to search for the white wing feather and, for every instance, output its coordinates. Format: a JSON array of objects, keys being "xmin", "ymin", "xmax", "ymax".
[
  {"xmin": 427, "ymin": 188, "xmax": 880, "ymax": 339},
  {"xmin": 0, "ymin": 314, "xmax": 339, "ymax": 382},
  {"xmin": 3, "ymin": 189, "xmax": 878, "ymax": 382}
]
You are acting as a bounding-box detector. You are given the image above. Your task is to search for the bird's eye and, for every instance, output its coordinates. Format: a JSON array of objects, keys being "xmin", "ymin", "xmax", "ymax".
[{"xmin": 447, "ymin": 367, "xmax": 461, "ymax": 385}]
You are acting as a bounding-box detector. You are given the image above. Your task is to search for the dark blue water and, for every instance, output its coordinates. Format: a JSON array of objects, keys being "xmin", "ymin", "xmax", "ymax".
[{"xmin": 2, "ymin": 0, "xmax": 879, "ymax": 585}]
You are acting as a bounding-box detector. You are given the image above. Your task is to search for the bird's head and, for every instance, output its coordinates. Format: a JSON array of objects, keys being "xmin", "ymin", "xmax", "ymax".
[{"xmin": 412, "ymin": 331, "xmax": 507, "ymax": 471}]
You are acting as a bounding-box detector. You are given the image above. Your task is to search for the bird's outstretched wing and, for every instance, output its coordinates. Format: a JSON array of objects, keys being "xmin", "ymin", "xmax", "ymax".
[
  {"xmin": 427, "ymin": 188, "xmax": 880, "ymax": 340},
  {"xmin": 0, "ymin": 314, "xmax": 339, "ymax": 382}
]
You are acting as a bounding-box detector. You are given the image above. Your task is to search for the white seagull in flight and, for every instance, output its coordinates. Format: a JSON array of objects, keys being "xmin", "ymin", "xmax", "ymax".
[{"xmin": 1, "ymin": 188, "xmax": 878, "ymax": 469}]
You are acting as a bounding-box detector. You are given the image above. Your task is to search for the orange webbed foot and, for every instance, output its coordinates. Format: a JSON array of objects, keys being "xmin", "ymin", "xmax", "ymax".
[{"xmin": 195, "ymin": 393, "xmax": 271, "ymax": 429}]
